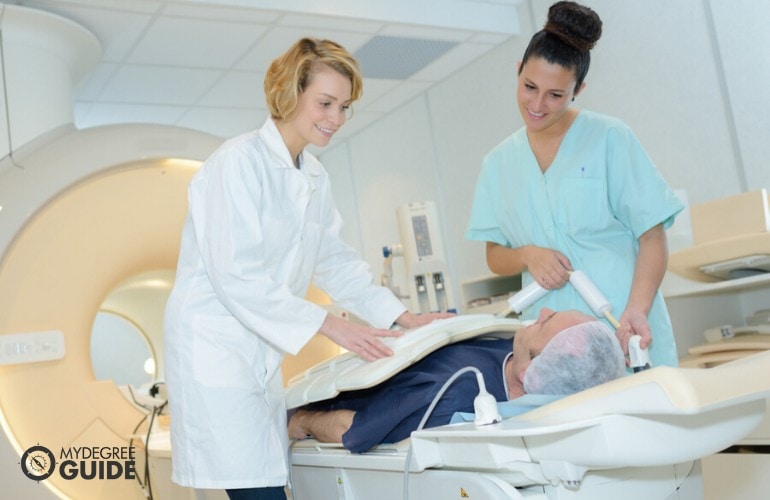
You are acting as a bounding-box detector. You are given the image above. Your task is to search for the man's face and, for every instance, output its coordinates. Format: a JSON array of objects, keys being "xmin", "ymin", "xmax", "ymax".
[{"xmin": 510, "ymin": 308, "xmax": 595, "ymax": 386}]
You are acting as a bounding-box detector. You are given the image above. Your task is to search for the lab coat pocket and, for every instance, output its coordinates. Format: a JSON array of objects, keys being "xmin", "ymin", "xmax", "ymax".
[
  {"xmin": 192, "ymin": 316, "xmax": 259, "ymax": 389},
  {"xmin": 556, "ymin": 178, "xmax": 612, "ymax": 236}
]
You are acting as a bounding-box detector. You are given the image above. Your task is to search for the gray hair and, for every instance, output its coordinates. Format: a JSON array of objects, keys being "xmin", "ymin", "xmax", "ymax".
[{"xmin": 523, "ymin": 320, "xmax": 626, "ymax": 395}]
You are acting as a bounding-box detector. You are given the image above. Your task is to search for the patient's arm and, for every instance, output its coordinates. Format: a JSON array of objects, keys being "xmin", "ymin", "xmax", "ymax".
[{"xmin": 288, "ymin": 409, "xmax": 355, "ymax": 443}]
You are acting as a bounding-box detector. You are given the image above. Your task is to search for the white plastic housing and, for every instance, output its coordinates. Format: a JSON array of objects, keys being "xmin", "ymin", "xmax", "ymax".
[
  {"xmin": 507, "ymin": 281, "xmax": 548, "ymax": 314},
  {"xmin": 569, "ymin": 270, "xmax": 612, "ymax": 317}
]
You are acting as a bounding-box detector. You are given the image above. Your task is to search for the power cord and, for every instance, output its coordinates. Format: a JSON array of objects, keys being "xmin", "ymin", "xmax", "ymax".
[
  {"xmin": 128, "ymin": 411, "xmax": 150, "ymax": 496},
  {"xmin": 127, "ymin": 384, "xmax": 168, "ymax": 500},
  {"xmin": 402, "ymin": 366, "xmax": 501, "ymax": 499}
]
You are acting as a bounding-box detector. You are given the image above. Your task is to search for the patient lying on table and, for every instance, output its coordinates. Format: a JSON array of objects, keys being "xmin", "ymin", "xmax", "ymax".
[{"xmin": 288, "ymin": 309, "xmax": 626, "ymax": 453}]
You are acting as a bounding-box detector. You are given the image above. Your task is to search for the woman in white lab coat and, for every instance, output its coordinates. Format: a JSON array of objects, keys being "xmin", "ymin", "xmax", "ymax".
[{"xmin": 163, "ymin": 38, "xmax": 450, "ymax": 500}]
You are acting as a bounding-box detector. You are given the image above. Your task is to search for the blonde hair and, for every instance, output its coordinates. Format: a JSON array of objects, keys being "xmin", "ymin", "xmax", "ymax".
[{"xmin": 264, "ymin": 38, "xmax": 363, "ymax": 120}]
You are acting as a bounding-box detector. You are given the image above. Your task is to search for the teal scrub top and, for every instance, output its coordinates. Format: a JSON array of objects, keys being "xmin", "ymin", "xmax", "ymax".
[{"xmin": 466, "ymin": 110, "xmax": 684, "ymax": 367}]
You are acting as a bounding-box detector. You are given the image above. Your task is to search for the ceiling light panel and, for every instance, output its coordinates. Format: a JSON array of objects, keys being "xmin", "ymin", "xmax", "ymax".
[{"xmin": 354, "ymin": 36, "xmax": 459, "ymax": 80}]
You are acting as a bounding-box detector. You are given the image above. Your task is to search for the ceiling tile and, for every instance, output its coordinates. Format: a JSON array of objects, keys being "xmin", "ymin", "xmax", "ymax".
[
  {"xmin": 379, "ymin": 23, "xmax": 473, "ymax": 42},
  {"xmin": 127, "ymin": 17, "xmax": 269, "ymax": 68},
  {"xmin": 22, "ymin": 0, "xmax": 161, "ymax": 14},
  {"xmin": 187, "ymin": 0, "xmax": 519, "ymax": 34},
  {"xmin": 161, "ymin": 2, "xmax": 280, "ymax": 23},
  {"xmin": 13, "ymin": 0, "xmax": 522, "ymax": 141},
  {"xmin": 197, "ymin": 70, "xmax": 265, "ymax": 108},
  {"xmin": 411, "ymin": 42, "xmax": 496, "ymax": 82},
  {"xmin": 99, "ymin": 65, "xmax": 222, "ymax": 105},
  {"xmin": 178, "ymin": 107, "xmax": 266, "ymax": 139},
  {"xmin": 20, "ymin": 3, "xmax": 156, "ymax": 63},
  {"xmin": 279, "ymin": 13, "xmax": 384, "ymax": 33},
  {"xmin": 236, "ymin": 26, "xmax": 372, "ymax": 72}
]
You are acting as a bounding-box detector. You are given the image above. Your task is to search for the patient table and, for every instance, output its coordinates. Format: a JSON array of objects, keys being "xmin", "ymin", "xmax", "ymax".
[{"xmin": 286, "ymin": 314, "xmax": 770, "ymax": 499}]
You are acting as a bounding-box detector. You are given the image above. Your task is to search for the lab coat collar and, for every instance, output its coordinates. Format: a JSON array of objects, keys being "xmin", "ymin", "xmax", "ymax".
[{"xmin": 259, "ymin": 117, "xmax": 322, "ymax": 177}]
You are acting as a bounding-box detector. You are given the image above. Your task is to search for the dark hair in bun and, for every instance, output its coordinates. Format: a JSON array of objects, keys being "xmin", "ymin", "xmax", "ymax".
[{"xmin": 519, "ymin": 1, "xmax": 602, "ymax": 92}]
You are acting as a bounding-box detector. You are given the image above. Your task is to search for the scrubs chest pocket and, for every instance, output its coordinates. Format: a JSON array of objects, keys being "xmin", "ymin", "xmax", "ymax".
[{"xmin": 556, "ymin": 178, "xmax": 613, "ymax": 236}]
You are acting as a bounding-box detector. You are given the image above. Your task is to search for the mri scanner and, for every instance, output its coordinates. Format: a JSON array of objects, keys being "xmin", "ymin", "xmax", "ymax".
[{"xmin": 0, "ymin": 5, "xmax": 222, "ymax": 499}]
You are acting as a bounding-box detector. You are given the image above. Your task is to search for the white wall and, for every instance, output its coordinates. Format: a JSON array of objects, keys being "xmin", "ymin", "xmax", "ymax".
[
  {"xmin": 320, "ymin": 0, "xmax": 770, "ymax": 310},
  {"xmin": 709, "ymin": 0, "xmax": 770, "ymax": 190}
]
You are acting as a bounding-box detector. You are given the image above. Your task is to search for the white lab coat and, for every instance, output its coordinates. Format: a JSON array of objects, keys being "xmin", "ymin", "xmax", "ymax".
[{"xmin": 164, "ymin": 118, "xmax": 406, "ymax": 489}]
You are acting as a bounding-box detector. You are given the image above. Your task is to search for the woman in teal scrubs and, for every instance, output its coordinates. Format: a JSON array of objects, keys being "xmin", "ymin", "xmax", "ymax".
[{"xmin": 465, "ymin": 1, "xmax": 684, "ymax": 367}]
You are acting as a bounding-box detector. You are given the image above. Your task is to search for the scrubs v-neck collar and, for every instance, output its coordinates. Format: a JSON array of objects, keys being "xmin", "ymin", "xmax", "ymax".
[{"xmin": 529, "ymin": 110, "xmax": 583, "ymax": 177}]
